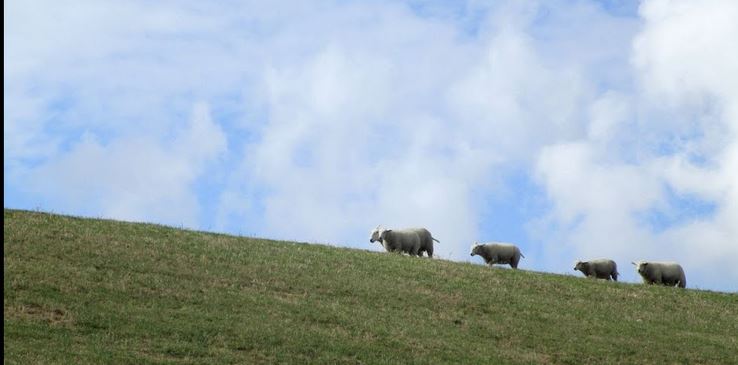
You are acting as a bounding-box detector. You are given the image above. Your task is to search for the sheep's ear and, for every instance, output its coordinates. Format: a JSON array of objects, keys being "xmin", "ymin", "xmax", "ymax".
[{"xmin": 631, "ymin": 261, "xmax": 637, "ymax": 266}]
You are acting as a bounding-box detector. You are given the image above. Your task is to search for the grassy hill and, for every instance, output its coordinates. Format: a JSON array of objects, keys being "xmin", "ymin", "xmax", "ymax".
[{"xmin": 4, "ymin": 209, "xmax": 738, "ymax": 364}]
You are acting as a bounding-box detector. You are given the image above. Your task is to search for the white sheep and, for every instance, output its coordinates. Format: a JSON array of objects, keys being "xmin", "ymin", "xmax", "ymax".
[
  {"xmin": 574, "ymin": 259, "xmax": 619, "ymax": 281},
  {"xmin": 370, "ymin": 226, "xmax": 439, "ymax": 257},
  {"xmin": 632, "ymin": 261, "xmax": 686, "ymax": 288},
  {"xmin": 369, "ymin": 226, "xmax": 420, "ymax": 256},
  {"xmin": 470, "ymin": 242, "xmax": 525, "ymax": 269}
]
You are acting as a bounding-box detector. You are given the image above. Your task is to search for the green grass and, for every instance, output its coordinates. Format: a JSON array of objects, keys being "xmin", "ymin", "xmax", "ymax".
[{"xmin": 4, "ymin": 209, "xmax": 738, "ymax": 364}]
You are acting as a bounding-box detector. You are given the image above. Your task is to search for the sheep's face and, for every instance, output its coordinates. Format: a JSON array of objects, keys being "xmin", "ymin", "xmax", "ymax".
[
  {"xmin": 632, "ymin": 261, "xmax": 648, "ymax": 275},
  {"xmin": 470, "ymin": 244, "xmax": 482, "ymax": 256},
  {"xmin": 574, "ymin": 261, "xmax": 586, "ymax": 271},
  {"xmin": 369, "ymin": 227, "xmax": 382, "ymax": 243}
]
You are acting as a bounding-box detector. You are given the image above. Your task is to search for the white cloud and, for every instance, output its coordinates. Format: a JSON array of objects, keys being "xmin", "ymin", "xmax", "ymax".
[
  {"xmin": 633, "ymin": 0, "xmax": 738, "ymax": 110},
  {"xmin": 634, "ymin": 0, "xmax": 738, "ymax": 289},
  {"xmin": 533, "ymin": 0, "xmax": 738, "ymax": 290},
  {"xmin": 217, "ymin": 2, "xmax": 604, "ymax": 261},
  {"xmin": 233, "ymin": 39, "xmax": 484, "ymax": 252},
  {"xmin": 18, "ymin": 102, "xmax": 226, "ymax": 227}
]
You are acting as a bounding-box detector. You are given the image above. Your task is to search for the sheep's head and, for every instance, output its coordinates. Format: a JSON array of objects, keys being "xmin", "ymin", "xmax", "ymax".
[
  {"xmin": 369, "ymin": 226, "xmax": 382, "ymax": 243},
  {"xmin": 470, "ymin": 243, "xmax": 482, "ymax": 256},
  {"xmin": 632, "ymin": 261, "xmax": 647, "ymax": 274},
  {"xmin": 574, "ymin": 261, "xmax": 586, "ymax": 271}
]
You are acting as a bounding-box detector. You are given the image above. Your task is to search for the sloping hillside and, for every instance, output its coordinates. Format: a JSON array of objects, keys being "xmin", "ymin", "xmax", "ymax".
[{"xmin": 4, "ymin": 209, "xmax": 738, "ymax": 364}]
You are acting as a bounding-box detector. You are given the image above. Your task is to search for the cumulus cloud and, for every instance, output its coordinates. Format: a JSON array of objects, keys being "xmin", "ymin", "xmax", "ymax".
[
  {"xmin": 211, "ymin": 1, "xmax": 604, "ymax": 258},
  {"xmin": 534, "ymin": 0, "xmax": 738, "ymax": 290},
  {"xmin": 220, "ymin": 15, "xmax": 483, "ymax": 251},
  {"xmin": 17, "ymin": 102, "xmax": 226, "ymax": 227}
]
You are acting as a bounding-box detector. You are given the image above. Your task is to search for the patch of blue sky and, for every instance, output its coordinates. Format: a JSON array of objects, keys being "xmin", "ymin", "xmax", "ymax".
[
  {"xmin": 47, "ymin": 95, "xmax": 181, "ymax": 151},
  {"xmin": 28, "ymin": 93, "xmax": 83, "ymax": 139},
  {"xmin": 211, "ymin": 95, "xmax": 266, "ymax": 147},
  {"xmin": 405, "ymin": 0, "xmax": 488, "ymax": 38},
  {"xmin": 475, "ymin": 168, "xmax": 549, "ymax": 254},
  {"xmin": 595, "ymin": 0, "xmax": 641, "ymax": 17},
  {"xmin": 638, "ymin": 185, "xmax": 717, "ymax": 234},
  {"xmin": 531, "ymin": 0, "xmax": 641, "ymax": 29},
  {"xmin": 192, "ymin": 115, "xmax": 266, "ymax": 234},
  {"xmin": 524, "ymin": 2, "xmax": 640, "ymax": 96},
  {"xmin": 651, "ymin": 132, "xmax": 711, "ymax": 167},
  {"xmin": 2, "ymin": 181, "xmax": 74, "ymax": 218},
  {"xmin": 2, "ymin": 182, "xmax": 35, "ymax": 212},
  {"xmin": 289, "ymin": 143, "xmax": 314, "ymax": 169},
  {"xmin": 193, "ymin": 176, "xmax": 229, "ymax": 232}
]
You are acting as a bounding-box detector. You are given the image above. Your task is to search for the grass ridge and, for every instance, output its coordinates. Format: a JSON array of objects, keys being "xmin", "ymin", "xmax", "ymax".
[{"xmin": 4, "ymin": 209, "xmax": 738, "ymax": 364}]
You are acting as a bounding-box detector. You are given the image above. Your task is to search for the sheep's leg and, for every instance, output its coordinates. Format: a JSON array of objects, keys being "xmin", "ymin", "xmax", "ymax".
[{"xmin": 488, "ymin": 257, "xmax": 498, "ymax": 267}]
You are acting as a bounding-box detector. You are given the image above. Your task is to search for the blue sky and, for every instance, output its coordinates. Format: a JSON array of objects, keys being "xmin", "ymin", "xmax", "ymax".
[{"xmin": 5, "ymin": 0, "xmax": 738, "ymax": 292}]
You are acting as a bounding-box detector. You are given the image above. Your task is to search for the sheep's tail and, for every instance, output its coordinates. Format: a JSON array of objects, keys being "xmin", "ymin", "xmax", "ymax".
[
  {"xmin": 520, "ymin": 252, "xmax": 525, "ymax": 258},
  {"xmin": 432, "ymin": 237, "xmax": 440, "ymax": 243}
]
